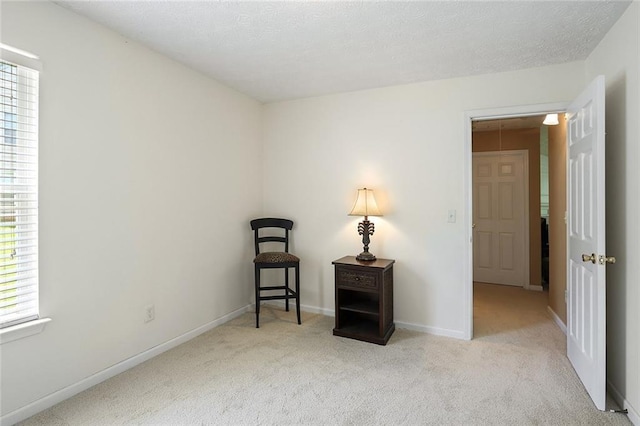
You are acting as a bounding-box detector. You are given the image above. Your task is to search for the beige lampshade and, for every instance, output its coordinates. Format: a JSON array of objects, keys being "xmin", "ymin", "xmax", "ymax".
[{"xmin": 348, "ymin": 188, "xmax": 382, "ymax": 217}]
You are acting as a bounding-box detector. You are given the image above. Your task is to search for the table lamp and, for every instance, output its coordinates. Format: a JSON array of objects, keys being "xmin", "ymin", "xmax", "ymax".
[{"xmin": 349, "ymin": 187, "xmax": 382, "ymax": 261}]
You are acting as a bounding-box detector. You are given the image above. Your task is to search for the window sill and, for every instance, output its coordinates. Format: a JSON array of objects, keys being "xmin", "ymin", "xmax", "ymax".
[{"xmin": 0, "ymin": 318, "xmax": 52, "ymax": 345}]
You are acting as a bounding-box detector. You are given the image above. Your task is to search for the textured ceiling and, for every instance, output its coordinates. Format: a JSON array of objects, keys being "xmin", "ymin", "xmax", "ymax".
[{"xmin": 53, "ymin": 1, "xmax": 631, "ymax": 103}]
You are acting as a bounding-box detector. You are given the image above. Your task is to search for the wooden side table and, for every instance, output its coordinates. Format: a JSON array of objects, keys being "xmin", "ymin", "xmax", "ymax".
[{"xmin": 332, "ymin": 256, "xmax": 395, "ymax": 345}]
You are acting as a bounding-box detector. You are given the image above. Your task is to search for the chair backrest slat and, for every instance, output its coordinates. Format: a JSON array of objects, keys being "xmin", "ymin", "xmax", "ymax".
[
  {"xmin": 258, "ymin": 236, "xmax": 287, "ymax": 244},
  {"xmin": 250, "ymin": 218, "xmax": 294, "ymax": 255}
]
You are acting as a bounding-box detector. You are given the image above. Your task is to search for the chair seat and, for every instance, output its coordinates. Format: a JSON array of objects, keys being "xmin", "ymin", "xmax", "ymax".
[{"xmin": 254, "ymin": 251, "xmax": 300, "ymax": 264}]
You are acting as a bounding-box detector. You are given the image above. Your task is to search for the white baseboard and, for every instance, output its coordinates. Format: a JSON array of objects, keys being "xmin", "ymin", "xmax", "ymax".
[
  {"xmin": 528, "ymin": 285, "xmax": 544, "ymax": 292},
  {"xmin": 547, "ymin": 306, "xmax": 567, "ymax": 335},
  {"xmin": 0, "ymin": 305, "xmax": 251, "ymax": 426},
  {"xmin": 395, "ymin": 320, "xmax": 466, "ymax": 340},
  {"xmin": 608, "ymin": 380, "xmax": 637, "ymax": 424},
  {"xmin": 263, "ymin": 301, "xmax": 466, "ymax": 340},
  {"xmin": 262, "ymin": 300, "xmax": 335, "ymax": 317},
  {"xmin": 301, "ymin": 304, "xmax": 335, "ymax": 317}
]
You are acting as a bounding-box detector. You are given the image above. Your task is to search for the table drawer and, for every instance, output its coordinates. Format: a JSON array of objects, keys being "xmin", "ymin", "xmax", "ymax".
[{"xmin": 336, "ymin": 267, "xmax": 378, "ymax": 290}]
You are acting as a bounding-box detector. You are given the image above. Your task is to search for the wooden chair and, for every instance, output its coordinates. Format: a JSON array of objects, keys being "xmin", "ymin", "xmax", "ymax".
[{"xmin": 250, "ymin": 218, "xmax": 301, "ymax": 328}]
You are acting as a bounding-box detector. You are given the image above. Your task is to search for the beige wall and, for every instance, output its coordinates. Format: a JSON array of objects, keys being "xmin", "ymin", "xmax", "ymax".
[
  {"xmin": 1, "ymin": 1, "xmax": 263, "ymax": 419},
  {"xmin": 261, "ymin": 64, "xmax": 585, "ymax": 340},
  {"xmin": 547, "ymin": 119, "xmax": 567, "ymax": 324},
  {"xmin": 472, "ymin": 128, "xmax": 542, "ymax": 287}
]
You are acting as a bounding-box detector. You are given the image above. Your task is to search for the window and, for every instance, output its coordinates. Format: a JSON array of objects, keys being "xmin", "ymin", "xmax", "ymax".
[{"xmin": 0, "ymin": 59, "xmax": 39, "ymax": 329}]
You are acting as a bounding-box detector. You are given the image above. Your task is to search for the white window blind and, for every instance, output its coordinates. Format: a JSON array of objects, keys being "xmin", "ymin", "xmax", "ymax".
[{"xmin": 0, "ymin": 60, "xmax": 39, "ymax": 329}]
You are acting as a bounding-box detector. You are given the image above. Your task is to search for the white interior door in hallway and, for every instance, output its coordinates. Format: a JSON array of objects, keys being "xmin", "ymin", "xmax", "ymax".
[{"xmin": 473, "ymin": 150, "xmax": 529, "ymax": 287}]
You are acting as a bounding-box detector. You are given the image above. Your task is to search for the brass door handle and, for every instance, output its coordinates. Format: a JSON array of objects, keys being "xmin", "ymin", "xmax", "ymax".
[
  {"xmin": 582, "ymin": 253, "xmax": 597, "ymax": 264},
  {"xmin": 472, "ymin": 223, "xmax": 476, "ymax": 229},
  {"xmin": 599, "ymin": 255, "xmax": 616, "ymax": 265}
]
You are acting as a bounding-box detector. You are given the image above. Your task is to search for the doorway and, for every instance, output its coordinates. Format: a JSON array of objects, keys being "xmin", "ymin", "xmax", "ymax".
[
  {"xmin": 463, "ymin": 103, "xmax": 568, "ymax": 341},
  {"xmin": 465, "ymin": 78, "xmax": 608, "ymax": 411},
  {"xmin": 471, "ymin": 116, "xmax": 544, "ymax": 291}
]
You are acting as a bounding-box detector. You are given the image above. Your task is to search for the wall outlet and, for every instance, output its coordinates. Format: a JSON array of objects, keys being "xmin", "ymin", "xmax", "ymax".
[{"xmin": 144, "ymin": 304, "xmax": 155, "ymax": 323}]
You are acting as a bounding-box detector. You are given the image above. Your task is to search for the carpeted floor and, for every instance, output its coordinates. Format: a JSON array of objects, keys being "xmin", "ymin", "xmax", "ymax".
[{"xmin": 19, "ymin": 283, "xmax": 630, "ymax": 425}]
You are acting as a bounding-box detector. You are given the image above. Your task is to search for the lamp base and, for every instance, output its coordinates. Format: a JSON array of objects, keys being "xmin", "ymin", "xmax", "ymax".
[{"xmin": 356, "ymin": 251, "xmax": 377, "ymax": 261}]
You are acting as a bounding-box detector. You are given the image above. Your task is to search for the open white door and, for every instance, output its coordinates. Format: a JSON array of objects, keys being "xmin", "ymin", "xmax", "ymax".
[{"xmin": 567, "ymin": 75, "xmax": 613, "ymax": 411}]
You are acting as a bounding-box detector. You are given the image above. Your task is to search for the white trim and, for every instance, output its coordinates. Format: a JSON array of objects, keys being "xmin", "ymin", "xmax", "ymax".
[
  {"xmin": 463, "ymin": 113, "xmax": 474, "ymax": 340},
  {"xmin": 608, "ymin": 380, "xmax": 637, "ymax": 424},
  {"xmin": 264, "ymin": 301, "xmax": 467, "ymax": 340},
  {"xmin": 528, "ymin": 285, "xmax": 543, "ymax": 292},
  {"xmin": 0, "ymin": 44, "xmax": 42, "ymax": 71},
  {"xmin": 395, "ymin": 320, "xmax": 467, "ymax": 340},
  {"xmin": 262, "ymin": 301, "xmax": 335, "ymax": 317},
  {"xmin": 463, "ymin": 101, "xmax": 569, "ymax": 341},
  {"xmin": 0, "ymin": 305, "xmax": 250, "ymax": 426},
  {"xmin": 0, "ymin": 318, "xmax": 51, "ymax": 345},
  {"xmin": 468, "ymin": 103, "xmax": 568, "ymax": 122},
  {"xmin": 299, "ymin": 304, "xmax": 334, "ymax": 317},
  {"xmin": 547, "ymin": 306, "xmax": 567, "ymax": 335},
  {"xmin": 0, "ymin": 43, "xmax": 38, "ymax": 60}
]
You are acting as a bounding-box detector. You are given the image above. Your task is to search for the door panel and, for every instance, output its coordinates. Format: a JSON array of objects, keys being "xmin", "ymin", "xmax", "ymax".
[
  {"xmin": 476, "ymin": 232, "xmax": 492, "ymax": 268},
  {"xmin": 477, "ymin": 183, "xmax": 492, "ymax": 218},
  {"xmin": 499, "ymin": 182, "xmax": 515, "ymax": 219},
  {"xmin": 499, "ymin": 233, "xmax": 515, "ymax": 270},
  {"xmin": 566, "ymin": 75, "xmax": 606, "ymax": 411}
]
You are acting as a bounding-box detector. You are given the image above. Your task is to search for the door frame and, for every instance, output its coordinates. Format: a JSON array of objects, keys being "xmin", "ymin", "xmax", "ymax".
[
  {"xmin": 463, "ymin": 102, "xmax": 567, "ymax": 340},
  {"xmin": 472, "ymin": 149, "xmax": 530, "ymax": 289}
]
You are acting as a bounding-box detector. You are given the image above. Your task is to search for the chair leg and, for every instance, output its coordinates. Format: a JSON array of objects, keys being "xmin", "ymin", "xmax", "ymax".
[
  {"xmin": 295, "ymin": 264, "xmax": 301, "ymax": 325},
  {"xmin": 255, "ymin": 266, "xmax": 260, "ymax": 328},
  {"xmin": 285, "ymin": 267, "xmax": 290, "ymax": 312}
]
